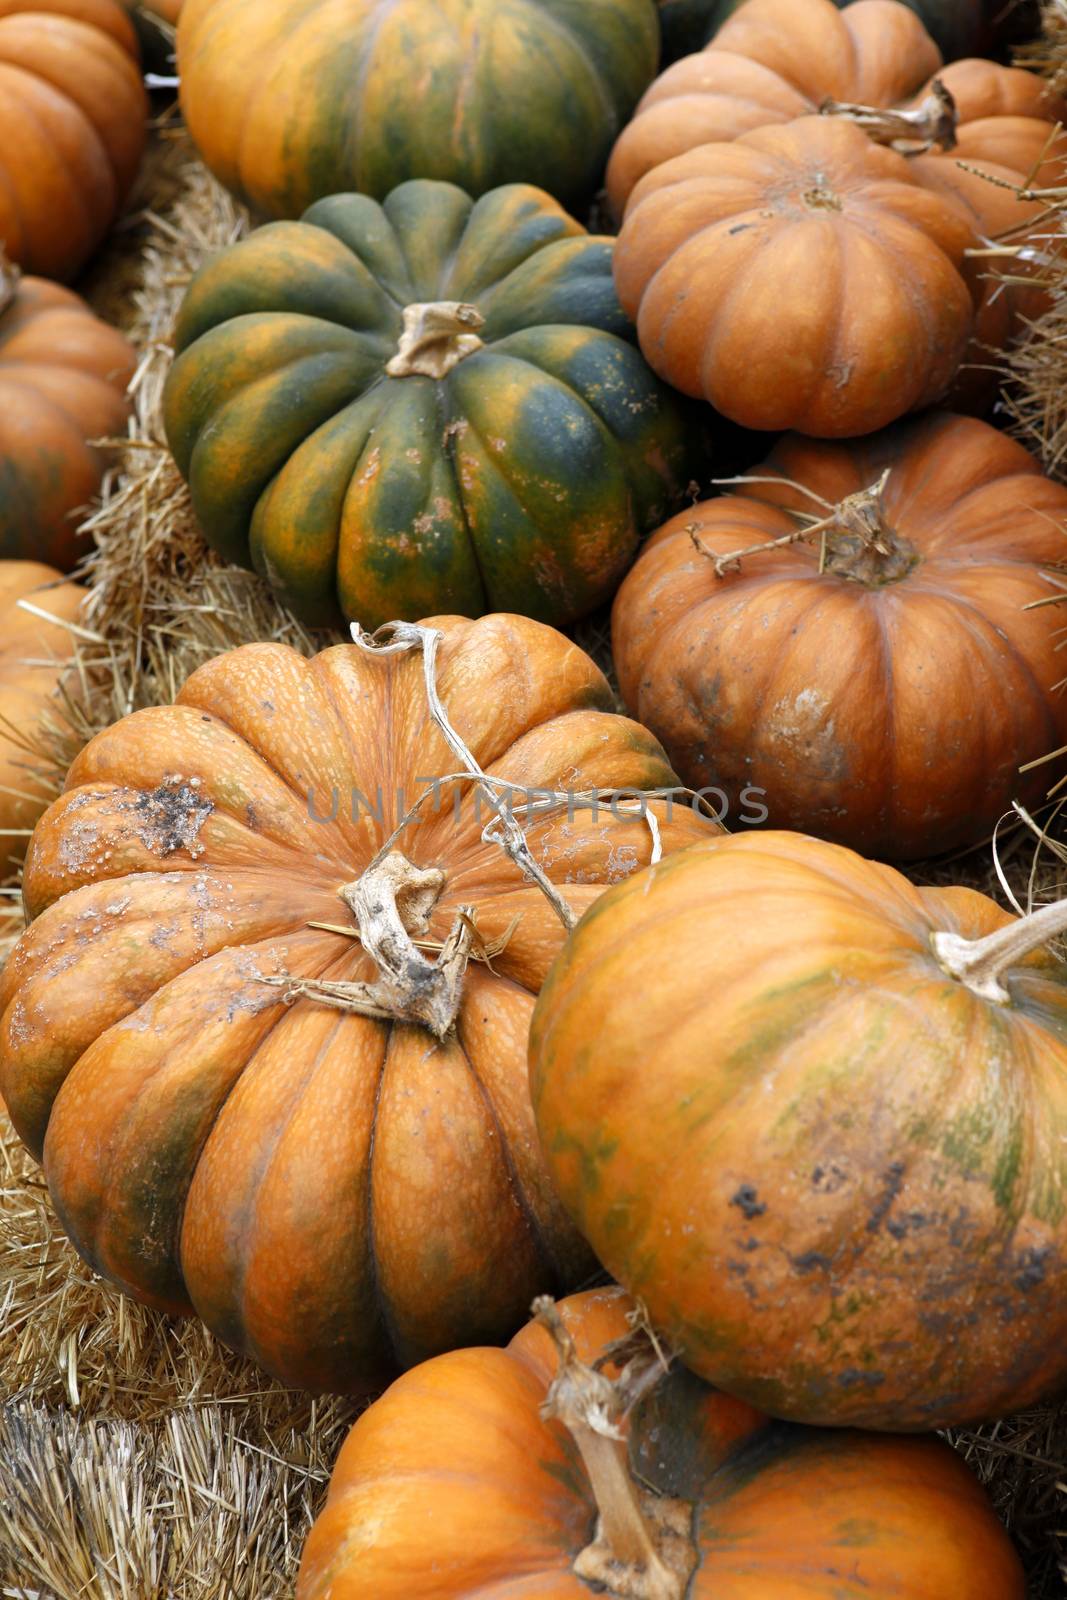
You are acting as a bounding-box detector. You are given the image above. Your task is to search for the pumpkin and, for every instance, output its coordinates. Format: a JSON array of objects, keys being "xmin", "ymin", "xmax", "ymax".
[
  {"xmin": 177, "ymin": 0, "xmax": 659, "ymax": 220},
  {"xmin": 163, "ymin": 180, "xmax": 699, "ymax": 631},
  {"xmin": 613, "ymin": 116, "xmax": 976, "ymax": 437},
  {"xmin": 608, "ymin": 0, "xmax": 1065, "ymax": 216},
  {"xmin": 529, "ymin": 832, "xmax": 1067, "ymax": 1431},
  {"xmin": 0, "ymin": 255, "xmax": 134, "ymax": 570},
  {"xmin": 0, "ymin": 615, "xmax": 712, "ymax": 1392},
  {"xmin": 612, "ymin": 413, "xmax": 1067, "ymax": 860},
  {"xmin": 297, "ymin": 1285, "xmax": 1025, "ymax": 1598},
  {"xmin": 658, "ymin": 0, "xmax": 994, "ymax": 65},
  {"xmin": 0, "ymin": 0, "xmax": 147, "ymax": 281},
  {"xmin": 0, "ymin": 562, "xmax": 84, "ymax": 867}
]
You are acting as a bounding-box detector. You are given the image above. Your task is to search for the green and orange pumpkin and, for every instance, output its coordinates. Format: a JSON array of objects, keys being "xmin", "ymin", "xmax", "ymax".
[
  {"xmin": 530, "ymin": 831, "xmax": 1067, "ymax": 1432},
  {"xmin": 163, "ymin": 180, "xmax": 699, "ymax": 630},
  {"xmin": 177, "ymin": 0, "xmax": 659, "ymax": 218}
]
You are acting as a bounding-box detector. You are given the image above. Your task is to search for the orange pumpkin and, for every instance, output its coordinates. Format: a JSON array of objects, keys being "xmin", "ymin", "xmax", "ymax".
[
  {"xmin": 606, "ymin": 0, "xmax": 1065, "ymax": 215},
  {"xmin": 529, "ymin": 834, "xmax": 1067, "ymax": 1431},
  {"xmin": 0, "ymin": 561, "xmax": 84, "ymax": 869},
  {"xmin": 297, "ymin": 1286, "xmax": 1025, "ymax": 1597},
  {"xmin": 613, "ymin": 116, "xmax": 975, "ymax": 437},
  {"xmin": 612, "ymin": 412, "xmax": 1067, "ymax": 860},
  {"xmin": 0, "ymin": 615, "xmax": 711, "ymax": 1392},
  {"xmin": 0, "ymin": 255, "xmax": 134, "ymax": 569},
  {"xmin": 0, "ymin": 0, "xmax": 147, "ymax": 281}
]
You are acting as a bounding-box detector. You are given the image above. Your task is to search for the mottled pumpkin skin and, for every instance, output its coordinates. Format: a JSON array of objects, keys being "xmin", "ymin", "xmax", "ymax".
[
  {"xmin": 178, "ymin": 0, "xmax": 659, "ymax": 218},
  {"xmin": 0, "ymin": 562, "xmax": 85, "ymax": 862},
  {"xmin": 658, "ymin": 0, "xmax": 992, "ymax": 64},
  {"xmin": 530, "ymin": 835, "xmax": 1067, "ymax": 1432},
  {"xmin": 612, "ymin": 414, "xmax": 1067, "ymax": 859},
  {"xmin": 164, "ymin": 181, "xmax": 698, "ymax": 630},
  {"xmin": 0, "ymin": 615, "xmax": 712, "ymax": 1393},
  {"xmin": 0, "ymin": 273, "xmax": 134, "ymax": 569},
  {"xmin": 614, "ymin": 117, "xmax": 975, "ymax": 437},
  {"xmin": 297, "ymin": 1286, "xmax": 1024, "ymax": 1598},
  {"xmin": 0, "ymin": 0, "xmax": 147, "ymax": 280}
]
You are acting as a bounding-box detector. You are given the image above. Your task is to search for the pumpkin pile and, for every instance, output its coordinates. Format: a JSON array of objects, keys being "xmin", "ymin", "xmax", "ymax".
[{"xmin": 1, "ymin": 0, "xmax": 1066, "ymax": 1594}]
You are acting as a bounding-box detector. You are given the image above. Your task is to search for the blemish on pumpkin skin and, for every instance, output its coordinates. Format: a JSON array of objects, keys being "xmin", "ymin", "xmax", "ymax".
[{"xmin": 730, "ymin": 1184, "xmax": 766, "ymax": 1219}]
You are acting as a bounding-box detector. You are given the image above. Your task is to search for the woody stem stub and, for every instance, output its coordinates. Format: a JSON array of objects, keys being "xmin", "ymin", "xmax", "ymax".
[
  {"xmin": 386, "ymin": 301, "xmax": 486, "ymax": 379},
  {"xmin": 932, "ymin": 897, "xmax": 1067, "ymax": 1004}
]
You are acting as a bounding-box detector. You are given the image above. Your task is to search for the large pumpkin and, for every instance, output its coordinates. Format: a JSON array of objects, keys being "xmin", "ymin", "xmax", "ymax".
[
  {"xmin": 297, "ymin": 1285, "xmax": 1025, "ymax": 1598},
  {"xmin": 0, "ymin": 562, "xmax": 85, "ymax": 868},
  {"xmin": 658, "ymin": 0, "xmax": 994, "ymax": 64},
  {"xmin": 609, "ymin": 0, "xmax": 1064, "ymax": 214},
  {"xmin": 164, "ymin": 180, "xmax": 698, "ymax": 630},
  {"xmin": 529, "ymin": 832, "xmax": 1067, "ymax": 1431},
  {"xmin": 0, "ymin": 615, "xmax": 711, "ymax": 1392},
  {"xmin": 177, "ymin": 0, "xmax": 659, "ymax": 219},
  {"xmin": 0, "ymin": 255, "xmax": 134, "ymax": 570},
  {"xmin": 0, "ymin": 0, "xmax": 147, "ymax": 281},
  {"xmin": 612, "ymin": 413, "xmax": 1067, "ymax": 859},
  {"xmin": 613, "ymin": 116, "xmax": 975, "ymax": 437}
]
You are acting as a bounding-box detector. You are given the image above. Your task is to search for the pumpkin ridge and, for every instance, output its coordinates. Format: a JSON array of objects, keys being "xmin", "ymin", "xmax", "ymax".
[
  {"xmin": 13, "ymin": 18, "xmax": 137, "ymax": 195},
  {"xmin": 2, "ymin": 64, "xmax": 105, "ymax": 242},
  {"xmin": 0, "ymin": 365, "xmax": 110, "ymax": 451},
  {"xmin": 339, "ymin": 0, "xmax": 405, "ymax": 200},
  {"xmin": 456, "ymin": 988, "xmax": 564, "ymax": 1290},
  {"xmin": 519, "ymin": 0, "xmax": 616, "ymax": 132}
]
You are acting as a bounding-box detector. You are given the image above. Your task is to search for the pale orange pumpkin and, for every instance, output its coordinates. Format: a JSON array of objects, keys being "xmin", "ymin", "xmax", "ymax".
[
  {"xmin": 0, "ymin": 615, "xmax": 711, "ymax": 1392},
  {"xmin": 297, "ymin": 1286, "xmax": 1025, "ymax": 1597}
]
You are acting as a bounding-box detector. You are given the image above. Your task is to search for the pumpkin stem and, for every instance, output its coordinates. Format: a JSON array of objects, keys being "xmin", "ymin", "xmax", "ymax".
[
  {"xmin": 0, "ymin": 247, "xmax": 20, "ymax": 319},
  {"xmin": 699, "ymin": 469, "xmax": 919, "ymax": 586},
  {"xmin": 386, "ymin": 301, "xmax": 486, "ymax": 379},
  {"xmin": 535, "ymin": 1297, "xmax": 696, "ymax": 1600},
  {"xmin": 257, "ymin": 851, "xmax": 476, "ymax": 1038},
  {"xmin": 819, "ymin": 78, "xmax": 958, "ymax": 154},
  {"xmin": 931, "ymin": 897, "xmax": 1067, "ymax": 1004}
]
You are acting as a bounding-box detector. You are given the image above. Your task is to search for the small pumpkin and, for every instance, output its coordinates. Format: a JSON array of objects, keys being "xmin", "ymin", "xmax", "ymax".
[
  {"xmin": 0, "ymin": 255, "xmax": 134, "ymax": 570},
  {"xmin": 658, "ymin": 0, "xmax": 995, "ymax": 65},
  {"xmin": 164, "ymin": 180, "xmax": 699, "ymax": 630},
  {"xmin": 612, "ymin": 413, "xmax": 1067, "ymax": 859},
  {"xmin": 0, "ymin": 615, "xmax": 711, "ymax": 1393},
  {"xmin": 609, "ymin": 0, "xmax": 1064, "ymax": 216},
  {"xmin": 529, "ymin": 833, "xmax": 1067, "ymax": 1431},
  {"xmin": 613, "ymin": 116, "xmax": 975, "ymax": 437},
  {"xmin": 297, "ymin": 1286, "xmax": 1025, "ymax": 1598},
  {"xmin": 0, "ymin": 0, "xmax": 147, "ymax": 281},
  {"xmin": 0, "ymin": 562, "xmax": 84, "ymax": 867},
  {"xmin": 177, "ymin": 0, "xmax": 659, "ymax": 219}
]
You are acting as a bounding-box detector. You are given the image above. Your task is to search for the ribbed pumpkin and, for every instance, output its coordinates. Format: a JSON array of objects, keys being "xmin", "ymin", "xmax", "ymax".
[
  {"xmin": 297, "ymin": 1286, "xmax": 1025, "ymax": 1598},
  {"xmin": 164, "ymin": 180, "xmax": 698, "ymax": 630},
  {"xmin": 0, "ymin": 256, "xmax": 134, "ymax": 570},
  {"xmin": 658, "ymin": 0, "xmax": 994, "ymax": 64},
  {"xmin": 612, "ymin": 413, "xmax": 1067, "ymax": 859},
  {"xmin": 0, "ymin": 562, "xmax": 84, "ymax": 868},
  {"xmin": 613, "ymin": 116, "xmax": 975, "ymax": 437},
  {"xmin": 0, "ymin": 0, "xmax": 147, "ymax": 281},
  {"xmin": 609, "ymin": 0, "xmax": 1064, "ymax": 215},
  {"xmin": 0, "ymin": 615, "xmax": 712, "ymax": 1392},
  {"xmin": 529, "ymin": 833, "xmax": 1067, "ymax": 1431},
  {"xmin": 177, "ymin": 0, "xmax": 659, "ymax": 219}
]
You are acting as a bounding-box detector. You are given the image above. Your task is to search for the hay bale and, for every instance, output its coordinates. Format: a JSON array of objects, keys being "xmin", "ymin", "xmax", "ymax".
[{"xmin": 0, "ymin": 110, "xmax": 1064, "ymax": 1600}]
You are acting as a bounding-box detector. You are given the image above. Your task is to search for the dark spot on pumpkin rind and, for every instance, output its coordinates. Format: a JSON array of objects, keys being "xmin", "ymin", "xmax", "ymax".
[
  {"xmin": 866, "ymin": 1160, "xmax": 905, "ymax": 1234},
  {"xmin": 121, "ymin": 783, "xmax": 214, "ymax": 857},
  {"xmin": 837, "ymin": 1368, "xmax": 885, "ymax": 1390},
  {"xmin": 1013, "ymin": 1245, "xmax": 1051, "ymax": 1291},
  {"xmin": 790, "ymin": 1250, "xmax": 833, "ymax": 1274},
  {"xmin": 812, "ymin": 1163, "xmax": 848, "ymax": 1193},
  {"xmin": 886, "ymin": 1210, "xmax": 928, "ymax": 1239},
  {"xmin": 739, "ymin": 1236, "xmax": 761, "ymax": 1253},
  {"xmin": 730, "ymin": 1184, "xmax": 766, "ymax": 1219}
]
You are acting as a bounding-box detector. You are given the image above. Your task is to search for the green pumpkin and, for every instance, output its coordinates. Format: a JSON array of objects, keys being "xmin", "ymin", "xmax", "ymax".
[
  {"xmin": 658, "ymin": 0, "xmax": 994, "ymax": 63},
  {"xmin": 178, "ymin": 0, "xmax": 661, "ymax": 219},
  {"xmin": 163, "ymin": 180, "xmax": 701, "ymax": 630}
]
